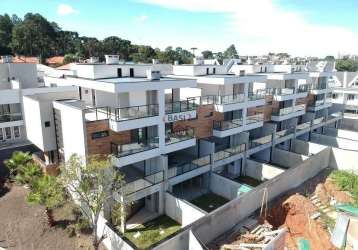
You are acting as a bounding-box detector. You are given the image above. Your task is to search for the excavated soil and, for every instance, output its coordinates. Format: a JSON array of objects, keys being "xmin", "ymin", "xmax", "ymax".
[{"xmin": 267, "ymin": 194, "xmax": 336, "ymax": 250}]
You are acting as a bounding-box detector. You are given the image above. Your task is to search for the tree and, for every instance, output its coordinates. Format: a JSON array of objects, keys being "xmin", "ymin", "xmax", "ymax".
[
  {"xmin": 336, "ymin": 59, "xmax": 358, "ymax": 72},
  {"xmin": 63, "ymin": 53, "xmax": 80, "ymax": 64},
  {"xmin": 59, "ymin": 154, "xmax": 124, "ymax": 250},
  {"xmin": 202, "ymin": 50, "xmax": 213, "ymax": 59},
  {"xmin": 27, "ymin": 175, "xmax": 65, "ymax": 226},
  {"xmin": 102, "ymin": 36, "xmax": 132, "ymax": 60},
  {"xmin": 4, "ymin": 151, "xmax": 32, "ymax": 179},
  {"xmin": 11, "ymin": 13, "xmax": 57, "ymax": 62},
  {"xmin": 223, "ymin": 44, "xmax": 239, "ymax": 59},
  {"xmin": 325, "ymin": 55, "xmax": 335, "ymax": 61},
  {"xmin": 0, "ymin": 14, "xmax": 14, "ymax": 54},
  {"xmin": 131, "ymin": 45, "xmax": 156, "ymax": 63}
]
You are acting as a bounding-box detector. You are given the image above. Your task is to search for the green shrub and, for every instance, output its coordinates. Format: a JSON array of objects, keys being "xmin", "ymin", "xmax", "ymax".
[
  {"xmin": 15, "ymin": 163, "xmax": 43, "ymax": 185},
  {"xmin": 4, "ymin": 151, "xmax": 32, "ymax": 179},
  {"xmin": 330, "ymin": 170, "xmax": 358, "ymax": 207},
  {"xmin": 75, "ymin": 217, "xmax": 92, "ymax": 234}
]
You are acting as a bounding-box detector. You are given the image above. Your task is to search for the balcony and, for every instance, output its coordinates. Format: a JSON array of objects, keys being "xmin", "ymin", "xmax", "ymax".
[
  {"xmin": 120, "ymin": 171, "xmax": 164, "ymax": 197},
  {"xmin": 165, "ymin": 128, "xmax": 196, "ymax": 154},
  {"xmin": 165, "ymin": 99, "xmax": 197, "ymax": 123},
  {"xmin": 167, "ymin": 155, "xmax": 211, "ymax": 185},
  {"xmin": 245, "ymin": 113, "xmax": 264, "ymax": 130},
  {"xmin": 311, "ymin": 117, "xmax": 325, "ymax": 129},
  {"xmin": 297, "ymin": 84, "xmax": 310, "ymax": 93},
  {"xmin": 267, "ymin": 87, "xmax": 296, "ymax": 101},
  {"xmin": 271, "ymin": 104, "xmax": 306, "ymax": 121},
  {"xmin": 111, "ymin": 138, "xmax": 160, "ymax": 167},
  {"xmin": 310, "ymin": 83, "xmax": 331, "ymax": 94},
  {"xmin": 249, "ymin": 135, "xmax": 272, "ymax": 149},
  {"xmin": 247, "ymin": 90, "xmax": 266, "ymax": 107},
  {"xmin": 213, "ymin": 94, "xmax": 245, "ymax": 112},
  {"xmin": 296, "ymin": 121, "xmax": 311, "ymax": 135},
  {"xmin": 326, "ymin": 111, "xmax": 343, "ymax": 124},
  {"xmin": 84, "ymin": 105, "xmax": 160, "ymax": 132},
  {"xmin": 213, "ymin": 144, "xmax": 246, "ymax": 167},
  {"xmin": 275, "ymin": 127, "xmax": 295, "ymax": 143},
  {"xmin": 0, "ymin": 113, "xmax": 23, "ymax": 124},
  {"xmin": 213, "ymin": 118, "xmax": 244, "ymax": 138},
  {"xmin": 307, "ymin": 99, "xmax": 332, "ymax": 112}
]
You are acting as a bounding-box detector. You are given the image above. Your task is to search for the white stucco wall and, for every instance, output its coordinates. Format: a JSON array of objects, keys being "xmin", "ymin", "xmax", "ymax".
[{"xmin": 245, "ymin": 159, "xmax": 285, "ymax": 180}]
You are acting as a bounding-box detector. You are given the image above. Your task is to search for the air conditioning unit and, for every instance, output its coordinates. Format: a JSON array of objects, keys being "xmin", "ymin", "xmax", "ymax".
[
  {"xmin": 146, "ymin": 70, "xmax": 161, "ymax": 80},
  {"xmin": 239, "ymin": 70, "xmax": 246, "ymax": 76}
]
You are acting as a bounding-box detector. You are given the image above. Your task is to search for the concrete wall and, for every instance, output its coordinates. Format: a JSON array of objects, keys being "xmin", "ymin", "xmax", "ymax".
[
  {"xmin": 210, "ymin": 173, "xmax": 245, "ymax": 200},
  {"xmin": 311, "ymin": 133, "xmax": 358, "ymax": 151},
  {"xmin": 271, "ymin": 148, "xmax": 308, "ymax": 168},
  {"xmin": 292, "ymin": 140, "xmax": 328, "ymax": 156},
  {"xmin": 189, "ymin": 146, "xmax": 331, "ymax": 244},
  {"xmin": 245, "ymin": 159, "xmax": 285, "ymax": 181},
  {"xmin": 165, "ymin": 192, "xmax": 207, "ymax": 227},
  {"xmin": 329, "ymin": 147, "xmax": 358, "ymax": 173}
]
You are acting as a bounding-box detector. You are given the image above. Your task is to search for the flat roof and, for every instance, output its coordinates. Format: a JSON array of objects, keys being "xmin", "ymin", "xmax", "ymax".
[{"xmin": 97, "ymin": 76, "xmax": 188, "ymax": 84}]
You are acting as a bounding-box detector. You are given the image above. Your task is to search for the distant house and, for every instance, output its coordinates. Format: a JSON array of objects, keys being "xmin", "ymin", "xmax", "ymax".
[
  {"xmin": 0, "ymin": 55, "xmax": 39, "ymax": 64},
  {"xmin": 46, "ymin": 56, "xmax": 65, "ymax": 67}
]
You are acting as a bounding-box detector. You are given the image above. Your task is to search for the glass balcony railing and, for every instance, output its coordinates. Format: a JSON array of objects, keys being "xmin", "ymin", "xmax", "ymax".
[
  {"xmin": 165, "ymin": 99, "xmax": 197, "ymax": 114},
  {"xmin": 275, "ymin": 127, "xmax": 295, "ymax": 139},
  {"xmin": 167, "ymin": 155, "xmax": 211, "ymax": 179},
  {"xmin": 249, "ymin": 135, "xmax": 272, "ymax": 149},
  {"xmin": 120, "ymin": 171, "xmax": 164, "ymax": 195},
  {"xmin": 0, "ymin": 113, "xmax": 22, "ymax": 123},
  {"xmin": 246, "ymin": 113, "xmax": 264, "ymax": 125},
  {"xmin": 111, "ymin": 138, "xmax": 159, "ymax": 158},
  {"xmin": 311, "ymin": 83, "xmax": 327, "ymax": 90},
  {"xmin": 113, "ymin": 104, "xmax": 159, "ymax": 121},
  {"xmin": 165, "ymin": 128, "xmax": 195, "ymax": 145},
  {"xmin": 267, "ymin": 87, "xmax": 295, "ymax": 96},
  {"xmin": 296, "ymin": 121, "xmax": 311, "ymax": 131},
  {"xmin": 214, "ymin": 143, "xmax": 246, "ymax": 161},
  {"xmin": 328, "ymin": 111, "xmax": 343, "ymax": 120},
  {"xmin": 213, "ymin": 118, "xmax": 243, "ymax": 131},
  {"xmin": 312, "ymin": 117, "xmax": 325, "ymax": 125},
  {"xmin": 248, "ymin": 90, "xmax": 266, "ymax": 101},
  {"xmin": 297, "ymin": 84, "xmax": 310, "ymax": 93},
  {"xmin": 272, "ymin": 104, "xmax": 305, "ymax": 116},
  {"xmin": 311, "ymin": 99, "xmax": 325, "ymax": 107},
  {"xmin": 215, "ymin": 94, "xmax": 245, "ymax": 105}
]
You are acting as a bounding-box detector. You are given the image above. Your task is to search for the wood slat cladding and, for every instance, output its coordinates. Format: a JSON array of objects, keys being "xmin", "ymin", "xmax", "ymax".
[
  {"xmin": 173, "ymin": 104, "xmax": 224, "ymax": 139},
  {"xmin": 86, "ymin": 120, "xmax": 132, "ymax": 155},
  {"xmin": 86, "ymin": 120, "xmax": 111, "ymax": 155},
  {"xmin": 305, "ymin": 94, "xmax": 315, "ymax": 107}
]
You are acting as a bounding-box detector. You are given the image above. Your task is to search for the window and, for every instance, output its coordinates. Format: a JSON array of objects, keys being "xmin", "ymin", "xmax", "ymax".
[
  {"xmin": 213, "ymin": 68, "xmax": 216, "ymax": 74},
  {"xmin": 92, "ymin": 130, "xmax": 109, "ymax": 139},
  {"xmin": 130, "ymin": 68, "xmax": 134, "ymax": 77},
  {"xmin": 332, "ymin": 93, "xmax": 338, "ymax": 99},
  {"xmin": 206, "ymin": 68, "xmax": 209, "ymax": 75},
  {"xmin": 204, "ymin": 112, "xmax": 213, "ymax": 118},
  {"xmin": 44, "ymin": 121, "xmax": 51, "ymax": 127},
  {"xmin": 13, "ymin": 126, "xmax": 20, "ymax": 138},
  {"xmin": 348, "ymin": 94, "xmax": 355, "ymax": 100},
  {"xmin": 84, "ymin": 90, "xmax": 89, "ymax": 94},
  {"xmin": 4, "ymin": 127, "xmax": 11, "ymax": 139},
  {"xmin": 0, "ymin": 129, "xmax": 3, "ymax": 140}
]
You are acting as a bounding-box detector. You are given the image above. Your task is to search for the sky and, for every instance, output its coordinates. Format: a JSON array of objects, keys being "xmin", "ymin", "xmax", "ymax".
[{"xmin": 1, "ymin": 0, "xmax": 358, "ymax": 57}]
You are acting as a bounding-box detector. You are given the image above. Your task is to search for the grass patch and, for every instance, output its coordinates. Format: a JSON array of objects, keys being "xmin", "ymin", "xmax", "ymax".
[
  {"xmin": 234, "ymin": 175, "xmax": 263, "ymax": 187},
  {"xmin": 329, "ymin": 170, "xmax": 358, "ymax": 207},
  {"xmin": 190, "ymin": 192, "xmax": 229, "ymax": 212},
  {"xmin": 318, "ymin": 209, "xmax": 336, "ymax": 230},
  {"xmin": 124, "ymin": 215, "xmax": 181, "ymax": 249}
]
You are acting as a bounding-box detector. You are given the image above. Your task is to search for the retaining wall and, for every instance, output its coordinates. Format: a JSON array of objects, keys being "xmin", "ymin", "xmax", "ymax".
[
  {"xmin": 245, "ymin": 159, "xmax": 285, "ymax": 180},
  {"xmin": 210, "ymin": 173, "xmax": 246, "ymax": 200},
  {"xmin": 311, "ymin": 133, "xmax": 358, "ymax": 151},
  {"xmin": 271, "ymin": 148, "xmax": 308, "ymax": 168}
]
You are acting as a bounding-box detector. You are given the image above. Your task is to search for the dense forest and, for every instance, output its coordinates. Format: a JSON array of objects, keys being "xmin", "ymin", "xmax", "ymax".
[{"xmin": 0, "ymin": 13, "xmax": 239, "ymax": 64}]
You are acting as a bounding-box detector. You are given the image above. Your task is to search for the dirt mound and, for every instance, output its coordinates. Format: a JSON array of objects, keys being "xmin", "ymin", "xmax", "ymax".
[
  {"xmin": 268, "ymin": 194, "xmax": 336, "ymax": 250},
  {"xmin": 315, "ymin": 183, "xmax": 330, "ymax": 204},
  {"xmin": 324, "ymin": 179, "xmax": 353, "ymax": 204}
]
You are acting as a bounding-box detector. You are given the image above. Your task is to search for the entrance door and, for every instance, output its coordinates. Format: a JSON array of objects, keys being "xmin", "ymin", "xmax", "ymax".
[
  {"xmin": 117, "ymin": 68, "xmax": 122, "ymax": 78},
  {"xmin": 130, "ymin": 68, "xmax": 134, "ymax": 77}
]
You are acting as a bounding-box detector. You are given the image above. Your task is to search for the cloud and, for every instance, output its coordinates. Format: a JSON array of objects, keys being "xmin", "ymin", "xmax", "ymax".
[
  {"xmin": 137, "ymin": 0, "xmax": 358, "ymax": 56},
  {"xmin": 135, "ymin": 15, "xmax": 149, "ymax": 22},
  {"xmin": 57, "ymin": 4, "xmax": 78, "ymax": 16}
]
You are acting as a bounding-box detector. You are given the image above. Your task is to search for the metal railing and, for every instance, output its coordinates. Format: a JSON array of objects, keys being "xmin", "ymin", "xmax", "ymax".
[
  {"xmin": 165, "ymin": 99, "xmax": 197, "ymax": 114},
  {"xmin": 311, "ymin": 99, "xmax": 325, "ymax": 107},
  {"xmin": 167, "ymin": 155, "xmax": 211, "ymax": 179},
  {"xmin": 113, "ymin": 104, "xmax": 159, "ymax": 121},
  {"xmin": 120, "ymin": 170, "xmax": 164, "ymax": 196},
  {"xmin": 0, "ymin": 113, "xmax": 22, "ymax": 123},
  {"xmin": 272, "ymin": 104, "xmax": 305, "ymax": 116},
  {"xmin": 311, "ymin": 82, "xmax": 327, "ymax": 90},
  {"xmin": 246, "ymin": 113, "xmax": 264, "ymax": 125},
  {"xmin": 214, "ymin": 143, "xmax": 246, "ymax": 161},
  {"xmin": 165, "ymin": 128, "xmax": 195, "ymax": 145},
  {"xmin": 249, "ymin": 135, "xmax": 272, "ymax": 149},
  {"xmin": 213, "ymin": 118, "xmax": 243, "ymax": 131},
  {"xmin": 215, "ymin": 94, "xmax": 245, "ymax": 105},
  {"xmin": 111, "ymin": 137, "xmax": 159, "ymax": 158}
]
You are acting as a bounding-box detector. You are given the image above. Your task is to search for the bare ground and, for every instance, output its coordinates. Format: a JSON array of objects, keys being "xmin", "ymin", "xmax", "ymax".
[{"xmin": 0, "ymin": 183, "xmax": 98, "ymax": 250}]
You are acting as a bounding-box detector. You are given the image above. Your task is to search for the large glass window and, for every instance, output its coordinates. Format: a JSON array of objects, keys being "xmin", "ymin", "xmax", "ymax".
[
  {"xmin": 13, "ymin": 126, "xmax": 20, "ymax": 138},
  {"xmin": 4, "ymin": 127, "xmax": 11, "ymax": 139},
  {"xmin": 0, "ymin": 129, "xmax": 3, "ymax": 140}
]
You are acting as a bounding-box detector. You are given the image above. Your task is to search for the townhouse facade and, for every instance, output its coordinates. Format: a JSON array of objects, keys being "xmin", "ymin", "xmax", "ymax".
[{"xmin": 14, "ymin": 55, "xmax": 342, "ymax": 237}]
